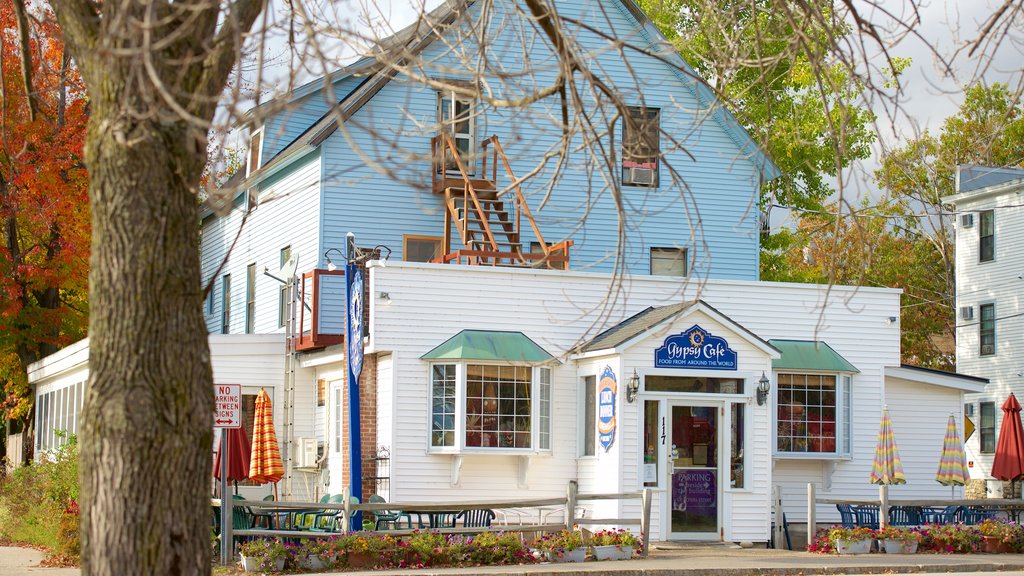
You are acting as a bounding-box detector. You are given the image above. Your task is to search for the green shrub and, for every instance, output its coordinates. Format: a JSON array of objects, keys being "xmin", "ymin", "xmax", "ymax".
[{"xmin": 0, "ymin": 433, "xmax": 79, "ymax": 561}]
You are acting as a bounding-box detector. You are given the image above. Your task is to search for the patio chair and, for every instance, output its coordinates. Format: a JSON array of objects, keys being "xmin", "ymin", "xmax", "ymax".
[
  {"xmin": 852, "ymin": 504, "xmax": 879, "ymax": 529},
  {"xmin": 427, "ymin": 512, "xmax": 459, "ymax": 528},
  {"xmin": 370, "ymin": 494, "xmax": 413, "ymax": 531},
  {"xmin": 293, "ymin": 494, "xmax": 334, "ymax": 529},
  {"xmin": 836, "ymin": 504, "xmax": 857, "ymax": 528},
  {"xmin": 963, "ymin": 506, "xmax": 997, "ymax": 525},
  {"xmin": 921, "ymin": 505, "xmax": 960, "ymax": 524},
  {"xmin": 311, "ymin": 495, "xmax": 359, "ymax": 532},
  {"xmin": 457, "ymin": 509, "xmax": 496, "ymax": 528},
  {"xmin": 888, "ymin": 506, "xmax": 922, "ymax": 526}
]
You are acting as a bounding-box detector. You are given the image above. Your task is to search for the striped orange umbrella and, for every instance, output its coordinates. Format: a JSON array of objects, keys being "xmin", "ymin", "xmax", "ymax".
[{"xmin": 249, "ymin": 388, "xmax": 284, "ymax": 486}]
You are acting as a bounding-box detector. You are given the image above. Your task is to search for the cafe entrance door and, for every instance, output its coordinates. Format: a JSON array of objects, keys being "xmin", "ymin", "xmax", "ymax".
[{"xmin": 667, "ymin": 403, "xmax": 721, "ymax": 540}]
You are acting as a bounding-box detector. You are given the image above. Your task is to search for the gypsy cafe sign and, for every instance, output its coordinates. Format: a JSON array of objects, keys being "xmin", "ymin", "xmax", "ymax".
[
  {"xmin": 597, "ymin": 366, "xmax": 617, "ymax": 451},
  {"xmin": 654, "ymin": 325, "xmax": 737, "ymax": 370}
]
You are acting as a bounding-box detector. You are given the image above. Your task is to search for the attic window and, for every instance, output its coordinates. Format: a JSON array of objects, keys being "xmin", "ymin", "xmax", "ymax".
[
  {"xmin": 247, "ymin": 128, "xmax": 263, "ymax": 175},
  {"xmin": 622, "ymin": 107, "xmax": 659, "ymax": 187}
]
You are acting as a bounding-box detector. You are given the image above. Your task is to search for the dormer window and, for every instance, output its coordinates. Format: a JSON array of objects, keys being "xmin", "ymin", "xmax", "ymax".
[{"xmin": 247, "ymin": 128, "xmax": 263, "ymax": 176}]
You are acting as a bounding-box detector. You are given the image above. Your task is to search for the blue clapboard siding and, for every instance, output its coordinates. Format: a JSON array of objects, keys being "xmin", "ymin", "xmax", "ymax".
[
  {"xmin": 316, "ymin": 0, "xmax": 763, "ymax": 280},
  {"xmin": 261, "ymin": 75, "xmax": 364, "ymax": 163}
]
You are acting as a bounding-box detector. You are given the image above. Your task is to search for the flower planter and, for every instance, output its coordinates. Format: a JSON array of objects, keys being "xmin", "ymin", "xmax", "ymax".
[
  {"xmin": 344, "ymin": 551, "xmax": 378, "ymax": 569},
  {"xmin": 983, "ymin": 536, "xmax": 1014, "ymax": 554},
  {"xmin": 834, "ymin": 539, "xmax": 872, "ymax": 555},
  {"xmin": 593, "ymin": 544, "xmax": 635, "ymax": 560},
  {"xmin": 882, "ymin": 539, "xmax": 918, "ymax": 554},
  {"xmin": 548, "ymin": 547, "xmax": 587, "ymax": 562},
  {"xmin": 240, "ymin": 555, "xmax": 286, "ymax": 572},
  {"xmin": 302, "ymin": 554, "xmax": 327, "ymax": 570}
]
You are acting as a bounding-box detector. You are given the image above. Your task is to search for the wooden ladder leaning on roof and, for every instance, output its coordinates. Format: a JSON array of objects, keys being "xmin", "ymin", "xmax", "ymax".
[{"xmin": 430, "ymin": 133, "xmax": 572, "ymax": 269}]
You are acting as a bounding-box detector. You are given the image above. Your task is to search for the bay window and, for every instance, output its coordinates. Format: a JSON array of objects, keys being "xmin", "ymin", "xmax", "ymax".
[
  {"xmin": 776, "ymin": 373, "xmax": 852, "ymax": 456},
  {"xmin": 430, "ymin": 363, "xmax": 552, "ymax": 453}
]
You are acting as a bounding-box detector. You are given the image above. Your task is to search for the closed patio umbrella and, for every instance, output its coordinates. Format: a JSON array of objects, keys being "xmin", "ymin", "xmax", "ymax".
[
  {"xmin": 870, "ymin": 407, "xmax": 906, "ymax": 485},
  {"xmin": 991, "ymin": 394, "xmax": 1024, "ymax": 492},
  {"xmin": 936, "ymin": 414, "xmax": 968, "ymax": 498},
  {"xmin": 249, "ymin": 389, "xmax": 284, "ymax": 498},
  {"xmin": 214, "ymin": 426, "xmax": 251, "ymax": 495}
]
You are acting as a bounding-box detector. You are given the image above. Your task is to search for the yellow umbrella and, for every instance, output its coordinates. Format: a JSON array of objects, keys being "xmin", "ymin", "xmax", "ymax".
[
  {"xmin": 249, "ymin": 389, "xmax": 284, "ymax": 491},
  {"xmin": 870, "ymin": 407, "xmax": 906, "ymax": 485}
]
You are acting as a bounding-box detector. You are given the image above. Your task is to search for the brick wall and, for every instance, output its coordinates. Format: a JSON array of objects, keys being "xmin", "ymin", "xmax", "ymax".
[{"xmin": 338, "ymin": 353, "xmax": 378, "ymax": 504}]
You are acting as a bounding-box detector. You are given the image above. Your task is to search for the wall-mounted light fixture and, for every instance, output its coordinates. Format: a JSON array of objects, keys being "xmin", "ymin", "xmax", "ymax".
[
  {"xmin": 627, "ymin": 369, "xmax": 640, "ymax": 403},
  {"xmin": 757, "ymin": 371, "xmax": 771, "ymax": 406},
  {"xmin": 324, "ymin": 247, "xmax": 344, "ymax": 271}
]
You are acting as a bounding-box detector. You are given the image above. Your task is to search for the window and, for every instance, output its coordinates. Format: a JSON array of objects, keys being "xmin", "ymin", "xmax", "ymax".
[
  {"xmin": 622, "ymin": 107, "xmax": 660, "ymax": 187},
  {"xmin": 438, "ymin": 92, "xmax": 474, "ymax": 173},
  {"xmin": 731, "ymin": 403, "xmax": 745, "ymax": 488},
  {"xmin": 979, "ymin": 210, "xmax": 994, "ymax": 262},
  {"xmin": 404, "ymin": 235, "xmax": 442, "ymax": 263},
  {"xmin": 245, "ymin": 263, "xmax": 256, "ymax": 334},
  {"xmin": 206, "ymin": 281, "xmax": 214, "ymax": 315},
  {"xmin": 645, "ymin": 376, "xmax": 742, "ymax": 394},
  {"xmin": 334, "ymin": 385, "xmax": 344, "ymax": 453},
  {"xmin": 221, "ymin": 274, "xmax": 231, "ymax": 334},
  {"xmin": 643, "ymin": 400, "xmax": 658, "ymax": 486},
  {"xmin": 650, "ymin": 247, "xmax": 687, "ymax": 276},
  {"xmin": 980, "ymin": 303, "xmax": 995, "ymax": 356},
  {"xmin": 530, "ymin": 242, "xmax": 567, "ymax": 270},
  {"xmin": 980, "ymin": 401, "xmax": 996, "ymax": 453},
  {"xmin": 317, "ymin": 379, "xmax": 326, "ymax": 407},
  {"xmin": 582, "ymin": 375, "xmax": 596, "ymax": 456},
  {"xmin": 248, "ymin": 129, "xmax": 262, "ymax": 175},
  {"xmin": 278, "ymin": 246, "xmax": 291, "ymax": 328},
  {"xmin": 430, "ymin": 363, "xmax": 552, "ymax": 452},
  {"xmin": 776, "ymin": 373, "xmax": 852, "ymax": 455}
]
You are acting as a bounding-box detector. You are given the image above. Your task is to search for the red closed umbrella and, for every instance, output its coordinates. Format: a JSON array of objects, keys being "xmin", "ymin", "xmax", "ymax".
[
  {"xmin": 214, "ymin": 426, "xmax": 252, "ymax": 494},
  {"xmin": 991, "ymin": 394, "xmax": 1024, "ymax": 482}
]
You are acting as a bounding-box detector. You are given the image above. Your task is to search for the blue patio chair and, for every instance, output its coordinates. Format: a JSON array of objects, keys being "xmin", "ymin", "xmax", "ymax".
[
  {"xmin": 963, "ymin": 506, "xmax": 997, "ymax": 525},
  {"xmin": 888, "ymin": 506, "xmax": 922, "ymax": 526},
  {"xmin": 836, "ymin": 504, "xmax": 857, "ymax": 528},
  {"xmin": 852, "ymin": 504, "xmax": 879, "ymax": 529},
  {"xmin": 921, "ymin": 505, "xmax": 961, "ymax": 524},
  {"xmin": 457, "ymin": 509, "xmax": 496, "ymax": 528}
]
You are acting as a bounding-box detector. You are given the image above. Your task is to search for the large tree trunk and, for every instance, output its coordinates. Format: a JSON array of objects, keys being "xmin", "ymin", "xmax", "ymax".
[{"xmin": 79, "ymin": 111, "xmax": 212, "ymax": 575}]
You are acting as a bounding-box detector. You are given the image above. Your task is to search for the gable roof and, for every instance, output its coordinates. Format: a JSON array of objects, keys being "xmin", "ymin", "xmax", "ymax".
[
  {"xmin": 885, "ymin": 364, "xmax": 988, "ymax": 393},
  {"xmin": 234, "ymin": 0, "xmax": 779, "ymax": 192},
  {"xmin": 944, "ymin": 164, "xmax": 1024, "ymax": 205},
  {"xmin": 576, "ymin": 299, "xmax": 779, "ymax": 358}
]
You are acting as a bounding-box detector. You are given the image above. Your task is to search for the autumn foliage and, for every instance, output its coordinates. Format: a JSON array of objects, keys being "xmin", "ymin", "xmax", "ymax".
[{"xmin": 0, "ymin": 1, "xmax": 89, "ymax": 427}]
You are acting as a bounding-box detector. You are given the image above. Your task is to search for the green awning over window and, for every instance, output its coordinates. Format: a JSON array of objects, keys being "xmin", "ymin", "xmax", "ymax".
[
  {"xmin": 768, "ymin": 340, "xmax": 860, "ymax": 373},
  {"xmin": 421, "ymin": 330, "xmax": 554, "ymax": 363}
]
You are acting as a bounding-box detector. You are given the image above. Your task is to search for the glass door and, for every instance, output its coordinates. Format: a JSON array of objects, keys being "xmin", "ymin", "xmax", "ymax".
[{"xmin": 668, "ymin": 404, "xmax": 720, "ymax": 539}]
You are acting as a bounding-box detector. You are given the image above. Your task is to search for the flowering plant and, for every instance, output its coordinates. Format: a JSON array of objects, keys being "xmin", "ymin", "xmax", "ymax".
[
  {"xmin": 978, "ymin": 519, "xmax": 1022, "ymax": 544},
  {"xmin": 875, "ymin": 526, "xmax": 922, "ymax": 545},
  {"xmin": 827, "ymin": 526, "xmax": 874, "ymax": 543},
  {"xmin": 807, "ymin": 526, "xmax": 835, "ymax": 553},
  {"xmin": 298, "ymin": 537, "xmax": 337, "ymax": 562},
  {"xmin": 591, "ymin": 528, "xmax": 640, "ymax": 548},
  {"xmin": 919, "ymin": 523, "xmax": 981, "ymax": 553},
  {"xmin": 532, "ymin": 529, "xmax": 584, "ymax": 553},
  {"xmin": 238, "ymin": 538, "xmax": 289, "ymax": 570}
]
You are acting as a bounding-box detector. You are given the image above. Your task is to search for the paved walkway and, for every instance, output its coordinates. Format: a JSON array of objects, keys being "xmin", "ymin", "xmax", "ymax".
[{"xmin": 5, "ymin": 543, "xmax": 1024, "ymax": 575}]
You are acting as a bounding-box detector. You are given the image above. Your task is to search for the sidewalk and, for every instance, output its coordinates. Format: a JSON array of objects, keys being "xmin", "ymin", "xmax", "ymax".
[{"xmin": 5, "ymin": 543, "xmax": 1024, "ymax": 575}]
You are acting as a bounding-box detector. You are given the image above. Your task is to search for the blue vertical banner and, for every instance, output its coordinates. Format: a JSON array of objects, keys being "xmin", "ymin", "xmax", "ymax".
[
  {"xmin": 597, "ymin": 366, "xmax": 617, "ymax": 451},
  {"xmin": 346, "ymin": 233, "xmax": 364, "ymax": 530}
]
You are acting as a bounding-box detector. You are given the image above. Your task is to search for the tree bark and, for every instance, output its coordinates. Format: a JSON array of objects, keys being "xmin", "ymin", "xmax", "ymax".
[{"xmin": 79, "ymin": 110, "xmax": 213, "ymax": 575}]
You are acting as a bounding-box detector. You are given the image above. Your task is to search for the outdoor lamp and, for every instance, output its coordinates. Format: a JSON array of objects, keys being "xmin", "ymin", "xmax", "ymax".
[
  {"xmin": 757, "ymin": 371, "xmax": 771, "ymax": 406},
  {"xmin": 627, "ymin": 369, "xmax": 641, "ymax": 403},
  {"xmin": 324, "ymin": 247, "xmax": 343, "ymax": 271}
]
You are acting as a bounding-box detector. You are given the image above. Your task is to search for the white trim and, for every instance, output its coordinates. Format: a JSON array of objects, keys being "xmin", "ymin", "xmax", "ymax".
[{"xmin": 883, "ymin": 366, "xmax": 987, "ymax": 393}]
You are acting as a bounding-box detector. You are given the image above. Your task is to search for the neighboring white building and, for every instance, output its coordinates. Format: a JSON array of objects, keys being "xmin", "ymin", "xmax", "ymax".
[{"xmin": 945, "ymin": 165, "xmax": 1024, "ymax": 492}]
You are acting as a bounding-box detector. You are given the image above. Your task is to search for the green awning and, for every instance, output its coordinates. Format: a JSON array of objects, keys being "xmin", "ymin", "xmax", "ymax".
[
  {"xmin": 421, "ymin": 330, "xmax": 555, "ymax": 363},
  {"xmin": 768, "ymin": 340, "xmax": 860, "ymax": 373}
]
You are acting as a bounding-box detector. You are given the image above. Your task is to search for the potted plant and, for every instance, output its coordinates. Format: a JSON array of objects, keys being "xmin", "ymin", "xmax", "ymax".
[
  {"xmin": 875, "ymin": 526, "xmax": 921, "ymax": 554},
  {"xmin": 297, "ymin": 537, "xmax": 337, "ymax": 570},
  {"xmin": 533, "ymin": 529, "xmax": 586, "ymax": 562},
  {"xmin": 238, "ymin": 538, "xmax": 289, "ymax": 572},
  {"xmin": 828, "ymin": 526, "xmax": 874, "ymax": 554},
  {"xmin": 978, "ymin": 519, "xmax": 1020, "ymax": 553},
  {"xmin": 590, "ymin": 528, "xmax": 640, "ymax": 560}
]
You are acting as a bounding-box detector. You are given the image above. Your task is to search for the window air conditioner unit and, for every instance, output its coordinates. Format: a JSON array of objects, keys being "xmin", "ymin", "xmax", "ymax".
[
  {"xmin": 624, "ymin": 167, "xmax": 655, "ymax": 186},
  {"xmin": 965, "ymin": 403, "xmax": 975, "ymax": 417},
  {"xmin": 960, "ymin": 306, "xmax": 974, "ymax": 320},
  {"xmin": 295, "ymin": 437, "xmax": 318, "ymax": 468},
  {"xmin": 961, "ymin": 214, "xmax": 974, "ymax": 228},
  {"xmin": 981, "ymin": 344, "xmax": 995, "ymax": 355}
]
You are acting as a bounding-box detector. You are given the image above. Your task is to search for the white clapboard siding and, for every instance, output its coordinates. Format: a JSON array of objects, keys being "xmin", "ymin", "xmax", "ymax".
[
  {"xmin": 201, "ymin": 153, "xmax": 322, "ymax": 336},
  {"xmin": 370, "ymin": 262, "xmax": 901, "ymax": 521}
]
